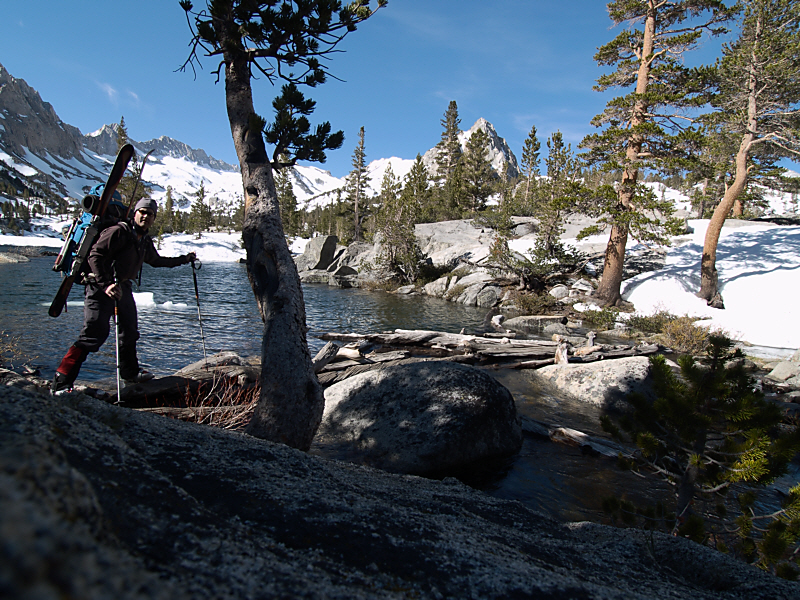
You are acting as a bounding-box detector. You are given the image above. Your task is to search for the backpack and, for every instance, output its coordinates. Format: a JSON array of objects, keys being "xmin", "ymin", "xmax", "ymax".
[{"xmin": 52, "ymin": 184, "xmax": 129, "ymax": 283}]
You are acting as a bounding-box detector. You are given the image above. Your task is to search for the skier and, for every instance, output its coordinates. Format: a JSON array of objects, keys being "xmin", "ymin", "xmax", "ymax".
[{"xmin": 51, "ymin": 197, "xmax": 196, "ymax": 395}]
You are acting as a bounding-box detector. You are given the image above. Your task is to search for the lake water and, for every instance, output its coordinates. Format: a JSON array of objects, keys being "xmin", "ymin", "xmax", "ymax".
[
  {"xmin": 0, "ymin": 257, "xmax": 488, "ymax": 380},
  {"xmin": 1, "ymin": 256, "xmax": 675, "ymax": 522}
]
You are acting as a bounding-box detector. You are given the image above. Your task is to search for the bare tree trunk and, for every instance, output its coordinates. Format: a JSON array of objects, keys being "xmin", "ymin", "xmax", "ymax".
[
  {"xmin": 698, "ymin": 138, "xmax": 751, "ymax": 304},
  {"xmin": 595, "ymin": 223, "xmax": 629, "ymax": 305},
  {"xmin": 594, "ymin": 5, "xmax": 654, "ymax": 306},
  {"xmin": 698, "ymin": 16, "xmax": 760, "ymax": 306},
  {"xmin": 222, "ymin": 40, "xmax": 323, "ymax": 450}
]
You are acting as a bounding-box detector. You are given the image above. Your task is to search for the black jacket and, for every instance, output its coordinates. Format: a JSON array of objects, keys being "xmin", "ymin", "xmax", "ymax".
[{"xmin": 87, "ymin": 222, "xmax": 186, "ymax": 288}]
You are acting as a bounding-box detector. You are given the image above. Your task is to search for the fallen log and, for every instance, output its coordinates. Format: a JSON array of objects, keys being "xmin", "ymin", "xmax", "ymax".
[
  {"xmin": 476, "ymin": 346, "xmax": 559, "ymax": 360},
  {"xmin": 520, "ymin": 416, "xmax": 633, "ymax": 459},
  {"xmin": 312, "ymin": 341, "xmax": 340, "ymax": 373},
  {"xmin": 320, "ymin": 329, "xmax": 558, "ymax": 351},
  {"xmin": 315, "ymin": 330, "xmax": 662, "ymax": 381},
  {"xmin": 497, "ymin": 358, "xmax": 556, "ymax": 370}
]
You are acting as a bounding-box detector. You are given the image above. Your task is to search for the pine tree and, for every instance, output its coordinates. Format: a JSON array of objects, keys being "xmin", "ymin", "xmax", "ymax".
[
  {"xmin": 601, "ymin": 336, "xmax": 800, "ymax": 575},
  {"xmin": 114, "ymin": 115, "xmax": 150, "ymax": 211},
  {"xmin": 376, "ymin": 163, "xmax": 423, "ymax": 282},
  {"xmin": 580, "ymin": 0, "xmax": 735, "ymax": 306},
  {"xmin": 431, "ymin": 100, "xmax": 466, "ymax": 219},
  {"xmin": 261, "ymin": 83, "xmax": 344, "ymax": 169},
  {"xmin": 188, "ymin": 182, "xmax": 213, "ymax": 238},
  {"xmin": 436, "ymin": 100, "xmax": 462, "ymax": 179},
  {"xmin": 516, "ymin": 125, "xmax": 541, "ymax": 213},
  {"xmin": 403, "ymin": 155, "xmax": 434, "ymax": 223},
  {"xmin": 344, "ymin": 126, "xmax": 370, "ymax": 242},
  {"xmin": 532, "ymin": 132, "xmax": 586, "ymax": 259},
  {"xmin": 461, "ymin": 128, "xmax": 496, "ymax": 214},
  {"xmin": 274, "ymin": 155, "xmax": 299, "ymax": 236},
  {"xmin": 698, "ymin": 0, "xmax": 800, "ymax": 305},
  {"xmin": 163, "ymin": 185, "xmax": 175, "ymax": 232},
  {"xmin": 115, "ymin": 116, "xmax": 129, "ymax": 153}
]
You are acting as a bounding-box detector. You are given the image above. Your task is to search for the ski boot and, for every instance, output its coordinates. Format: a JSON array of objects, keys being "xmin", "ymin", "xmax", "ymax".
[
  {"xmin": 123, "ymin": 369, "xmax": 155, "ymax": 387},
  {"xmin": 51, "ymin": 372, "xmax": 74, "ymax": 396}
]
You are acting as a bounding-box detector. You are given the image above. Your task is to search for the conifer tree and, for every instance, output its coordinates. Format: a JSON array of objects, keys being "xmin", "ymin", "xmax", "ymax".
[
  {"xmin": 516, "ymin": 125, "xmax": 541, "ymax": 213},
  {"xmin": 154, "ymin": 185, "xmax": 175, "ymax": 235},
  {"xmin": 436, "ymin": 100, "xmax": 462, "ymax": 179},
  {"xmin": 188, "ymin": 182, "xmax": 213, "ymax": 238},
  {"xmin": 115, "ymin": 116, "xmax": 130, "ymax": 153},
  {"xmin": 114, "ymin": 115, "xmax": 150, "ymax": 211},
  {"xmin": 601, "ymin": 336, "xmax": 800, "ymax": 575},
  {"xmin": 344, "ymin": 126, "xmax": 370, "ymax": 242},
  {"xmin": 163, "ymin": 185, "xmax": 175, "ymax": 232},
  {"xmin": 376, "ymin": 164, "xmax": 422, "ymax": 282},
  {"xmin": 461, "ymin": 128, "xmax": 495, "ymax": 213},
  {"xmin": 698, "ymin": 0, "xmax": 800, "ymax": 305},
  {"xmin": 181, "ymin": 0, "xmax": 384, "ymax": 449},
  {"xmin": 530, "ymin": 131, "xmax": 586, "ymax": 262},
  {"xmin": 580, "ymin": 0, "xmax": 735, "ymax": 306},
  {"xmin": 274, "ymin": 155, "xmax": 299, "ymax": 236},
  {"xmin": 261, "ymin": 83, "xmax": 344, "ymax": 170},
  {"xmin": 441, "ymin": 161, "xmax": 468, "ymax": 220},
  {"xmin": 431, "ymin": 100, "xmax": 465, "ymax": 218},
  {"xmin": 403, "ymin": 155, "xmax": 434, "ymax": 223}
]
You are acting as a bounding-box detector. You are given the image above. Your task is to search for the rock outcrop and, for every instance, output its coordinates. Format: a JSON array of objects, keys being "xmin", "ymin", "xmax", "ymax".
[
  {"xmin": 0, "ymin": 62, "xmax": 84, "ymax": 159},
  {"xmin": 532, "ymin": 356, "xmax": 655, "ymax": 409},
  {"xmin": 294, "ymin": 235, "xmax": 339, "ymax": 272},
  {"xmin": 0, "ymin": 251, "xmax": 30, "ymax": 263},
  {"xmin": 763, "ymin": 350, "xmax": 800, "ymax": 391},
  {"xmin": 315, "ymin": 361, "xmax": 523, "ymax": 474},
  {"xmin": 2, "ymin": 384, "xmax": 797, "ymax": 599}
]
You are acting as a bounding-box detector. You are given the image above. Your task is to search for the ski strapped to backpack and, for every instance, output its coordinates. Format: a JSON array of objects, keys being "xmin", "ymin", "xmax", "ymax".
[{"xmin": 49, "ymin": 144, "xmax": 135, "ymax": 318}]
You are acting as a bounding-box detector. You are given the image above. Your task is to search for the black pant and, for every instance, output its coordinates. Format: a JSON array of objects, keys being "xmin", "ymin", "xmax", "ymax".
[{"xmin": 74, "ymin": 282, "xmax": 140, "ymax": 379}]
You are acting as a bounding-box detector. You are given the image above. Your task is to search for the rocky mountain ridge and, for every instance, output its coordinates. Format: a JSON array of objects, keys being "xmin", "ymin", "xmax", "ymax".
[
  {"xmin": 0, "ymin": 61, "xmax": 518, "ymax": 211},
  {"xmin": 422, "ymin": 117, "xmax": 520, "ymax": 179}
]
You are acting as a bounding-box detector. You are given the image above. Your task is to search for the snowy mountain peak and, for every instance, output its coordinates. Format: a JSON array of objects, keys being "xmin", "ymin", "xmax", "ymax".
[
  {"xmin": 1, "ymin": 61, "xmax": 521, "ymax": 214},
  {"xmin": 422, "ymin": 118, "xmax": 519, "ymax": 179}
]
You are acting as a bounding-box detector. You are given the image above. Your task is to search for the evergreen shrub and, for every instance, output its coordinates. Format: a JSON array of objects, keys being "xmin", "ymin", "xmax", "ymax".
[
  {"xmin": 514, "ymin": 292, "xmax": 556, "ymax": 315},
  {"xmin": 627, "ymin": 309, "xmax": 677, "ymax": 333},
  {"xmin": 580, "ymin": 307, "xmax": 619, "ymax": 330},
  {"xmin": 600, "ymin": 337, "xmax": 800, "ymax": 578},
  {"xmin": 661, "ymin": 316, "xmax": 720, "ymax": 354}
]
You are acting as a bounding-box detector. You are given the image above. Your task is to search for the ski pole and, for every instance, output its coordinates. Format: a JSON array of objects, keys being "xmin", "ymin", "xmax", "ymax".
[
  {"xmin": 190, "ymin": 259, "xmax": 208, "ymax": 369},
  {"xmin": 112, "ymin": 277, "xmax": 122, "ymax": 403}
]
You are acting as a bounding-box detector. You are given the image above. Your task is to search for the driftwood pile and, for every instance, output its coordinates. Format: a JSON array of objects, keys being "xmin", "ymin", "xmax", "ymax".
[{"xmin": 313, "ymin": 328, "xmax": 659, "ymax": 387}]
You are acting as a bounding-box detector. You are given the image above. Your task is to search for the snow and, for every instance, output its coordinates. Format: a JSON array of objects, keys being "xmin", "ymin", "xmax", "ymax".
[
  {"xmin": 365, "ymin": 157, "xmax": 416, "ymax": 195},
  {"xmin": 154, "ymin": 232, "xmax": 246, "ymax": 263},
  {"xmin": 0, "ymin": 150, "xmax": 38, "ymax": 177},
  {"xmin": 622, "ymin": 220, "xmax": 800, "ymax": 355},
  {"xmin": 289, "ymin": 237, "xmax": 309, "ymax": 254},
  {"xmin": 131, "ymin": 291, "xmax": 190, "ymax": 311}
]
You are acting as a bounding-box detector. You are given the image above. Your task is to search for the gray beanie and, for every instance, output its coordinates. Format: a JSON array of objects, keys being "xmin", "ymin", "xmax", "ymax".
[{"xmin": 134, "ymin": 198, "xmax": 158, "ymax": 216}]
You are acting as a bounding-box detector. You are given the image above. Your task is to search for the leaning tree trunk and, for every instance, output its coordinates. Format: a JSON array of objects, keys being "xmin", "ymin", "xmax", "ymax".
[
  {"xmin": 698, "ymin": 138, "xmax": 751, "ymax": 305},
  {"xmin": 595, "ymin": 221, "xmax": 630, "ymax": 306},
  {"xmin": 594, "ymin": 7, "xmax": 654, "ymax": 306},
  {"xmin": 698, "ymin": 23, "xmax": 759, "ymax": 306},
  {"xmin": 222, "ymin": 47, "xmax": 324, "ymax": 450}
]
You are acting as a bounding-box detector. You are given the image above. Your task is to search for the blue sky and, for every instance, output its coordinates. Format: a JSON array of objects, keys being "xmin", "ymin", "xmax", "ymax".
[{"xmin": 2, "ymin": 1, "xmax": 780, "ymax": 178}]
